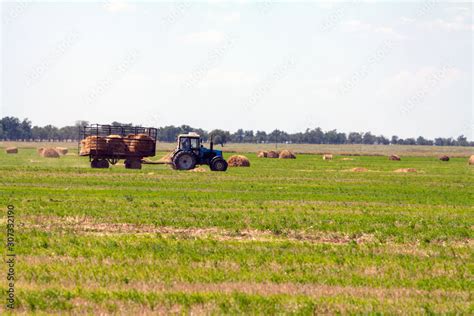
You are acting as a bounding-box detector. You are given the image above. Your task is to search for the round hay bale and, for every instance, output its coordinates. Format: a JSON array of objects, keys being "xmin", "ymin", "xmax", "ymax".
[
  {"xmin": 257, "ymin": 151, "xmax": 268, "ymax": 158},
  {"xmin": 394, "ymin": 168, "xmax": 417, "ymax": 173},
  {"xmin": 468, "ymin": 155, "xmax": 474, "ymax": 165},
  {"xmin": 351, "ymin": 167, "xmax": 368, "ymax": 172},
  {"xmin": 227, "ymin": 155, "xmax": 250, "ymax": 167},
  {"xmin": 266, "ymin": 151, "xmax": 279, "ymax": 158},
  {"xmin": 279, "ymin": 150, "xmax": 296, "ymax": 159},
  {"xmin": 5, "ymin": 147, "xmax": 18, "ymax": 154},
  {"xmin": 81, "ymin": 136, "xmax": 107, "ymax": 155},
  {"xmin": 439, "ymin": 155, "xmax": 449, "ymax": 161},
  {"xmin": 389, "ymin": 155, "xmax": 401, "ymax": 161},
  {"xmin": 41, "ymin": 148, "xmax": 60, "ymax": 158},
  {"xmin": 323, "ymin": 154, "xmax": 333, "ymax": 160},
  {"xmin": 55, "ymin": 147, "xmax": 68, "ymax": 155},
  {"xmin": 127, "ymin": 134, "xmax": 154, "ymax": 154},
  {"xmin": 107, "ymin": 135, "xmax": 127, "ymax": 154}
]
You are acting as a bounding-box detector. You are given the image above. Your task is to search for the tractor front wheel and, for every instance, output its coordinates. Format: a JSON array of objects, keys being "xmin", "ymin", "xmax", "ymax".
[
  {"xmin": 210, "ymin": 157, "xmax": 228, "ymax": 172},
  {"xmin": 173, "ymin": 151, "xmax": 197, "ymax": 170}
]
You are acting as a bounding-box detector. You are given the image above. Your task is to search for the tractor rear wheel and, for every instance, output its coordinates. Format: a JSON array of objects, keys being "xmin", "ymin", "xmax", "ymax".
[
  {"xmin": 210, "ymin": 157, "xmax": 228, "ymax": 172},
  {"xmin": 173, "ymin": 151, "xmax": 197, "ymax": 170}
]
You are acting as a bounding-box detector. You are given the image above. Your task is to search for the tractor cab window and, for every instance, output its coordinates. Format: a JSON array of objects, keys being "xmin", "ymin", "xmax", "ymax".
[
  {"xmin": 180, "ymin": 137, "xmax": 199, "ymax": 150},
  {"xmin": 190, "ymin": 138, "xmax": 199, "ymax": 149}
]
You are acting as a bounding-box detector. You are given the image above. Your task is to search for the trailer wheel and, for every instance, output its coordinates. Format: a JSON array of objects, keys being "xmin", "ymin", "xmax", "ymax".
[
  {"xmin": 173, "ymin": 151, "xmax": 196, "ymax": 170},
  {"xmin": 125, "ymin": 159, "xmax": 142, "ymax": 169},
  {"xmin": 91, "ymin": 159, "xmax": 109, "ymax": 169},
  {"xmin": 210, "ymin": 157, "xmax": 227, "ymax": 172}
]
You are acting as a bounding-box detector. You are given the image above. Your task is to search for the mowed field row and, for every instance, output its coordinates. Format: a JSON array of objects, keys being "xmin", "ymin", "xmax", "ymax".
[{"xmin": 0, "ymin": 148, "xmax": 473, "ymax": 314}]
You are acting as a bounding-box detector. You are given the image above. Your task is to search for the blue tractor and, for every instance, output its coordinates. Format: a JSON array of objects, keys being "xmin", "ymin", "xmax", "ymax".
[{"xmin": 171, "ymin": 133, "xmax": 228, "ymax": 171}]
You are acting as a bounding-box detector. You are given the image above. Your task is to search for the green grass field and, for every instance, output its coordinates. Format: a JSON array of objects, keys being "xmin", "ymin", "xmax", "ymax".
[{"xmin": 0, "ymin": 146, "xmax": 473, "ymax": 314}]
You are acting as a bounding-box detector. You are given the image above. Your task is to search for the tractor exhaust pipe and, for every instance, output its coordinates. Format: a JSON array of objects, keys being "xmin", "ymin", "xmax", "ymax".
[{"xmin": 210, "ymin": 136, "xmax": 214, "ymax": 151}]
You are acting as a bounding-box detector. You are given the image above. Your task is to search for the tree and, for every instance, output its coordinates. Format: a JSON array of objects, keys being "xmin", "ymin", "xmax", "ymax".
[
  {"xmin": 362, "ymin": 132, "xmax": 376, "ymax": 144},
  {"xmin": 231, "ymin": 129, "xmax": 245, "ymax": 143},
  {"xmin": 456, "ymin": 135, "xmax": 468, "ymax": 146},
  {"xmin": 391, "ymin": 135, "xmax": 399, "ymax": 145},
  {"xmin": 348, "ymin": 132, "xmax": 363, "ymax": 144},
  {"xmin": 209, "ymin": 129, "xmax": 230, "ymax": 146},
  {"xmin": 255, "ymin": 131, "xmax": 267, "ymax": 143}
]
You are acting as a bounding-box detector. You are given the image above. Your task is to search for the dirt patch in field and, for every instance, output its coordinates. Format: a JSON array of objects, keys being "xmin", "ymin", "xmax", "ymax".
[
  {"xmin": 17, "ymin": 280, "xmax": 470, "ymax": 303},
  {"xmin": 25, "ymin": 216, "xmax": 375, "ymax": 245},
  {"xmin": 394, "ymin": 168, "xmax": 418, "ymax": 173},
  {"xmin": 349, "ymin": 167, "xmax": 368, "ymax": 172}
]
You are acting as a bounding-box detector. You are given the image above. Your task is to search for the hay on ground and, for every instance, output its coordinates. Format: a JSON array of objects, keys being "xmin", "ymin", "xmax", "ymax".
[
  {"xmin": 394, "ymin": 168, "xmax": 417, "ymax": 173},
  {"xmin": 266, "ymin": 151, "xmax": 280, "ymax": 158},
  {"xmin": 389, "ymin": 155, "xmax": 401, "ymax": 161},
  {"xmin": 351, "ymin": 167, "xmax": 368, "ymax": 172},
  {"xmin": 439, "ymin": 155, "xmax": 449, "ymax": 161},
  {"xmin": 5, "ymin": 147, "xmax": 18, "ymax": 154},
  {"xmin": 468, "ymin": 155, "xmax": 474, "ymax": 165},
  {"xmin": 257, "ymin": 151, "xmax": 268, "ymax": 158},
  {"xmin": 55, "ymin": 147, "xmax": 68, "ymax": 155},
  {"xmin": 279, "ymin": 150, "xmax": 296, "ymax": 159},
  {"xmin": 189, "ymin": 167, "xmax": 207, "ymax": 172},
  {"xmin": 228, "ymin": 155, "xmax": 250, "ymax": 167},
  {"xmin": 158, "ymin": 152, "xmax": 173, "ymax": 163},
  {"xmin": 37, "ymin": 147, "xmax": 44, "ymax": 155},
  {"xmin": 41, "ymin": 148, "xmax": 60, "ymax": 158},
  {"xmin": 323, "ymin": 154, "xmax": 333, "ymax": 160},
  {"xmin": 341, "ymin": 158, "xmax": 354, "ymax": 161}
]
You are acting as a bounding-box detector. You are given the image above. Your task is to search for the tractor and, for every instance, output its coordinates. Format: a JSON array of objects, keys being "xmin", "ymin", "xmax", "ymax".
[{"xmin": 171, "ymin": 133, "xmax": 228, "ymax": 171}]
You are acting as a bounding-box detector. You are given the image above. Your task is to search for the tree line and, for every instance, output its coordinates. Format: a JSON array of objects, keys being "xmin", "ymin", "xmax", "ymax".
[{"xmin": 0, "ymin": 116, "xmax": 472, "ymax": 147}]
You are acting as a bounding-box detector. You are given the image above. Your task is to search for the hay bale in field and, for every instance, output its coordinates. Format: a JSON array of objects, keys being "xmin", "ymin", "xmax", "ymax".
[
  {"xmin": 5, "ymin": 147, "xmax": 18, "ymax": 154},
  {"xmin": 279, "ymin": 150, "xmax": 296, "ymax": 159},
  {"xmin": 266, "ymin": 150, "xmax": 279, "ymax": 158},
  {"xmin": 351, "ymin": 167, "xmax": 368, "ymax": 172},
  {"xmin": 257, "ymin": 151, "xmax": 268, "ymax": 158},
  {"xmin": 323, "ymin": 154, "xmax": 333, "ymax": 160},
  {"xmin": 228, "ymin": 155, "xmax": 250, "ymax": 167},
  {"xmin": 55, "ymin": 147, "xmax": 68, "ymax": 155},
  {"xmin": 468, "ymin": 155, "xmax": 474, "ymax": 165},
  {"xmin": 439, "ymin": 155, "xmax": 450, "ymax": 161},
  {"xmin": 37, "ymin": 147, "xmax": 44, "ymax": 155},
  {"xmin": 389, "ymin": 155, "xmax": 401, "ymax": 161},
  {"xmin": 41, "ymin": 148, "xmax": 60, "ymax": 158},
  {"xmin": 394, "ymin": 168, "xmax": 417, "ymax": 173}
]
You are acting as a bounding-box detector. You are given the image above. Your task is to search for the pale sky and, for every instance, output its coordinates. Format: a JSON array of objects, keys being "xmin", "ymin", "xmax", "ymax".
[{"xmin": 1, "ymin": 0, "xmax": 473, "ymax": 139}]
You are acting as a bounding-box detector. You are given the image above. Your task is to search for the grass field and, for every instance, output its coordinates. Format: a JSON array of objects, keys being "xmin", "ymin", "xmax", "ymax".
[{"xmin": 0, "ymin": 145, "xmax": 473, "ymax": 314}]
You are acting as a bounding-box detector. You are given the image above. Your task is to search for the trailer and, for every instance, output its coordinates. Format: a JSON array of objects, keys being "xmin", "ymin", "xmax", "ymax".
[{"xmin": 79, "ymin": 124, "xmax": 158, "ymax": 169}]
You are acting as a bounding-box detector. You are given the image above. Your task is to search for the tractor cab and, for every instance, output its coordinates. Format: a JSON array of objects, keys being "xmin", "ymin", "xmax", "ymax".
[
  {"xmin": 172, "ymin": 132, "xmax": 227, "ymax": 171},
  {"xmin": 178, "ymin": 133, "xmax": 201, "ymax": 156}
]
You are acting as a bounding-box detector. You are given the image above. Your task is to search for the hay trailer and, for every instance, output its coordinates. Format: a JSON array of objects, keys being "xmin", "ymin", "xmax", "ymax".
[{"xmin": 79, "ymin": 124, "xmax": 157, "ymax": 169}]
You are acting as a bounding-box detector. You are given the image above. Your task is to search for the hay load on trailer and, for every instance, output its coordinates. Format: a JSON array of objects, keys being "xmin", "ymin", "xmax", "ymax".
[{"xmin": 79, "ymin": 124, "xmax": 158, "ymax": 169}]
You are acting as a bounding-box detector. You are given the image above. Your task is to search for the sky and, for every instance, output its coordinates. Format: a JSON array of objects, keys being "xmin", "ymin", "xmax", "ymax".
[{"xmin": 1, "ymin": 0, "xmax": 473, "ymax": 139}]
